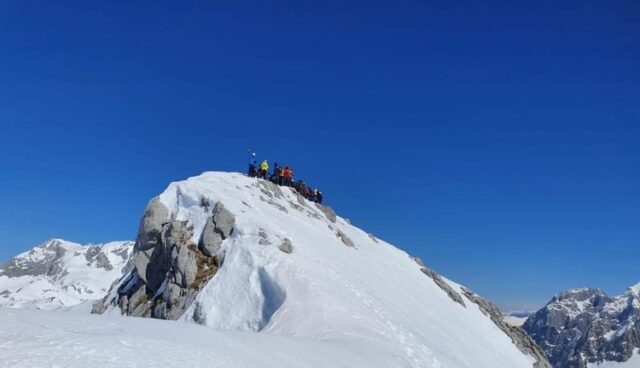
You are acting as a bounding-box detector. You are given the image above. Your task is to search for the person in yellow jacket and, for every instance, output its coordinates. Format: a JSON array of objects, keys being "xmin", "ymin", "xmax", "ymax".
[{"xmin": 259, "ymin": 160, "xmax": 269, "ymax": 179}]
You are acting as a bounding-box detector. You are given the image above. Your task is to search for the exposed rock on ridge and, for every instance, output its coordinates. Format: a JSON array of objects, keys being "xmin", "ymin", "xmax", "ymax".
[
  {"xmin": 461, "ymin": 288, "xmax": 552, "ymax": 368},
  {"xmin": 94, "ymin": 199, "xmax": 235, "ymax": 320},
  {"xmin": 420, "ymin": 267, "xmax": 466, "ymax": 307}
]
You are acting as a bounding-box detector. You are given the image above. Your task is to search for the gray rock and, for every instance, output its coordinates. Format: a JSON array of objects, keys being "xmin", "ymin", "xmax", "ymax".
[
  {"xmin": 461, "ymin": 287, "xmax": 551, "ymax": 368},
  {"xmin": 135, "ymin": 198, "xmax": 169, "ymax": 253},
  {"xmin": 200, "ymin": 217, "xmax": 223, "ymax": 257},
  {"xmin": 94, "ymin": 252, "xmax": 114, "ymax": 271},
  {"xmin": 419, "ymin": 267, "xmax": 465, "ymax": 307},
  {"xmin": 257, "ymin": 180, "xmax": 284, "ymax": 199},
  {"xmin": 127, "ymin": 284, "xmax": 149, "ymax": 317},
  {"xmin": 315, "ymin": 203, "xmax": 337, "ymax": 223},
  {"xmin": 411, "ymin": 256, "xmax": 425, "ymax": 267},
  {"xmin": 212, "ymin": 202, "xmax": 235, "ymax": 238},
  {"xmin": 152, "ymin": 300, "xmax": 167, "ymax": 319},
  {"xmin": 279, "ymin": 238, "xmax": 293, "ymax": 254},
  {"xmin": 336, "ymin": 230, "xmax": 355, "ymax": 248},
  {"xmin": 174, "ymin": 243, "xmax": 197, "ymax": 288},
  {"xmin": 84, "ymin": 246, "xmax": 101, "ymax": 264},
  {"xmin": 132, "ymin": 249, "xmax": 153, "ymax": 284},
  {"xmin": 192, "ymin": 302, "xmax": 206, "ymax": 324},
  {"xmin": 199, "ymin": 202, "xmax": 236, "ymax": 257},
  {"xmin": 258, "ymin": 229, "xmax": 270, "ymax": 245},
  {"xmin": 97, "ymin": 204, "xmax": 226, "ymax": 321},
  {"xmin": 200, "ymin": 196, "xmax": 210, "ymax": 211}
]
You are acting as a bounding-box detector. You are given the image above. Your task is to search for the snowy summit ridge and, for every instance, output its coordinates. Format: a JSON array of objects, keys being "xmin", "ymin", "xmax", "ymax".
[{"xmin": 93, "ymin": 171, "xmax": 548, "ymax": 368}]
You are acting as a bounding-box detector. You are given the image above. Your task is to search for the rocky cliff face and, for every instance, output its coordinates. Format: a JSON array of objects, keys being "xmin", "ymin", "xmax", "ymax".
[
  {"xmin": 522, "ymin": 286, "xmax": 640, "ymax": 367},
  {"xmin": 0, "ymin": 239, "xmax": 133, "ymax": 310},
  {"xmin": 94, "ymin": 199, "xmax": 234, "ymax": 319},
  {"xmin": 461, "ymin": 288, "xmax": 551, "ymax": 368},
  {"xmin": 94, "ymin": 171, "xmax": 549, "ymax": 368}
]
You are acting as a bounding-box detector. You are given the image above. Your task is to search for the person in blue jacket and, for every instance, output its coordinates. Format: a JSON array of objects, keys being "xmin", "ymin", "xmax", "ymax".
[{"xmin": 248, "ymin": 152, "xmax": 257, "ymax": 177}]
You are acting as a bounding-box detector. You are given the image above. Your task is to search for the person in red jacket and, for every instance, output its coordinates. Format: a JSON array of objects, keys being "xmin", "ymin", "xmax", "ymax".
[{"xmin": 282, "ymin": 166, "xmax": 292, "ymax": 187}]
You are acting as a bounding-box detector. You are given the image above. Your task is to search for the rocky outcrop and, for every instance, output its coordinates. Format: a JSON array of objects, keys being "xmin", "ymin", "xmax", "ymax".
[
  {"xmin": 461, "ymin": 288, "xmax": 552, "ymax": 368},
  {"xmin": 84, "ymin": 245, "xmax": 115, "ymax": 270},
  {"xmin": 522, "ymin": 286, "xmax": 640, "ymax": 368},
  {"xmin": 315, "ymin": 203, "xmax": 337, "ymax": 223},
  {"xmin": 257, "ymin": 180, "xmax": 284, "ymax": 199},
  {"xmin": 336, "ymin": 230, "xmax": 355, "ymax": 248},
  {"xmin": 95, "ymin": 199, "xmax": 235, "ymax": 321},
  {"xmin": 279, "ymin": 238, "xmax": 293, "ymax": 254},
  {"xmin": 420, "ymin": 267, "xmax": 465, "ymax": 307},
  {"xmin": 411, "ymin": 256, "xmax": 425, "ymax": 267},
  {"xmin": 200, "ymin": 202, "xmax": 235, "ymax": 257}
]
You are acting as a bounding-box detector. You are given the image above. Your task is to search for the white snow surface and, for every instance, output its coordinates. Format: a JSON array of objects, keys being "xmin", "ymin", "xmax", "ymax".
[
  {"xmin": 100, "ymin": 171, "xmax": 537, "ymax": 368},
  {"xmin": 0, "ymin": 307, "xmax": 402, "ymax": 368},
  {"xmin": 0, "ymin": 239, "xmax": 132, "ymax": 310},
  {"xmin": 588, "ymin": 349, "xmax": 640, "ymax": 368}
]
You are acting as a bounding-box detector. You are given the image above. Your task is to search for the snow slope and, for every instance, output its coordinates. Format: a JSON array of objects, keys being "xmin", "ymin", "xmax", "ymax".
[
  {"xmin": 100, "ymin": 172, "xmax": 543, "ymax": 368},
  {"xmin": 0, "ymin": 308, "xmax": 404, "ymax": 368},
  {"xmin": 0, "ymin": 239, "xmax": 132, "ymax": 309}
]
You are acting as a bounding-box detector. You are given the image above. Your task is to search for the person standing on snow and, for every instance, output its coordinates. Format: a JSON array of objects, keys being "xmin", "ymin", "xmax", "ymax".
[
  {"xmin": 248, "ymin": 152, "xmax": 257, "ymax": 177},
  {"xmin": 289, "ymin": 167, "xmax": 295, "ymax": 186},
  {"xmin": 276, "ymin": 164, "xmax": 284, "ymax": 185},
  {"xmin": 260, "ymin": 160, "xmax": 269, "ymax": 179},
  {"xmin": 282, "ymin": 166, "xmax": 292, "ymax": 186},
  {"xmin": 272, "ymin": 162, "xmax": 282, "ymax": 183}
]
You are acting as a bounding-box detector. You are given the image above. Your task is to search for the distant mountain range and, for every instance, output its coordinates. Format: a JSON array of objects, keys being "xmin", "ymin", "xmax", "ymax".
[
  {"xmin": 522, "ymin": 285, "xmax": 640, "ymax": 368},
  {"xmin": 0, "ymin": 239, "xmax": 132, "ymax": 310}
]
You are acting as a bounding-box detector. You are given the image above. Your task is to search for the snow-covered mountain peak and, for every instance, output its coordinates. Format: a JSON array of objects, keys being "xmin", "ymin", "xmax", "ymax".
[
  {"xmin": 524, "ymin": 283, "xmax": 640, "ymax": 367},
  {"xmin": 554, "ymin": 288, "xmax": 606, "ymax": 302},
  {"xmin": 0, "ymin": 239, "xmax": 133, "ymax": 310},
  {"xmin": 95, "ymin": 171, "xmax": 548, "ymax": 368}
]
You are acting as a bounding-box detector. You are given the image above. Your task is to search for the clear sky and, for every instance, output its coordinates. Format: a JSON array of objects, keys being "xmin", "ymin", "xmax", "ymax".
[{"xmin": 1, "ymin": 1, "xmax": 638, "ymax": 311}]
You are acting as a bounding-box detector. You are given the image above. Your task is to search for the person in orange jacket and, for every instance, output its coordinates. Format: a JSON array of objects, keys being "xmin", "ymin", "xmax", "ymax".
[{"xmin": 282, "ymin": 166, "xmax": 292, "ymax": 186}]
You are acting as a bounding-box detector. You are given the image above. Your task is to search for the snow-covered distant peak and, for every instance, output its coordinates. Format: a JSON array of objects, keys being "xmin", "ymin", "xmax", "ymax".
[
  {"xmin": 555, "ymin": 287, "xmax": 606, "ymax": 301},
  {"xmin": 524, "ymin": 283, "xmax": 640, "ymax": 367},
  {"xmin": 0, "ymin": 239, "xmax": 133, "ymax": 310},
  {"xmin": 627, "ymin": 283, "xmax": 640, "ymax": 297}
]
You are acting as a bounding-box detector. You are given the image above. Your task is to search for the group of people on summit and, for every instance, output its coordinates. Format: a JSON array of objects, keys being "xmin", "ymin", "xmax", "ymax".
[{"xmin": 248, "ymin": 152, "xmax": 324, "ymax": 204}]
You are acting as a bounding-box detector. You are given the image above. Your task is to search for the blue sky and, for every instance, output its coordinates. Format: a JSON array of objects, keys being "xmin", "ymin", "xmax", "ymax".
[{"xmin": 1, "ymin": 1, "xmax": 638, "ymax": 310}]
